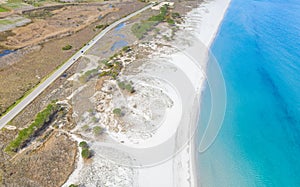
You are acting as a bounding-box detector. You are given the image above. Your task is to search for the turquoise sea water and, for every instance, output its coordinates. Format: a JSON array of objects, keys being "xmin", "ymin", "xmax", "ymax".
[{"xmin": 197, "ymin": 0, "xmax": 300, "ymax": 186}]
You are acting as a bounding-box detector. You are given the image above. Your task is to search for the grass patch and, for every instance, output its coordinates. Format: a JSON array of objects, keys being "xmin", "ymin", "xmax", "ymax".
[
  {"xmin": 2, "ymin": 3, "xmax": 28, "ymax": 9},
  {"xmin": 79, "ymin": 68, "xmax": 99, "ymax": 83},
  {"xmin": 0, "ymin": 19, "xmax": 13, "ymax": 25},
  {"xmin": 131, "ymin": 21, "xmax": 157, "ymax": 39},
  {"xmin": 7, "ymin": 0, "xmax": 23, "ymax": 3},
  {"xmin": 0, "ymin": 6, "xmax": 9, "ymax": 12},
  {"xmin": 5, "ymin": 101, "xmax": 58, "ymax": 152},
  {"xmin": 131, "ymin": 5, "xmax": 180, "ymax": 39},
  {"xmin": 148, "ymin": 4, "xmax": 168, "ymax": 22}
]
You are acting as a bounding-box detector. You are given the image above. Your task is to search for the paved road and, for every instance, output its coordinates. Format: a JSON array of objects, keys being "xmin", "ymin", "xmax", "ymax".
[{"xmin": 0, "ymin": 4, "xmax": 153, "ymax": 129}]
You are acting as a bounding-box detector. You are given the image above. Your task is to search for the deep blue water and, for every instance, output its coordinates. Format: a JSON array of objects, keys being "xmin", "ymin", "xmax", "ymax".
[{"xmin": 198, "ymin": 0, "xmax": 300, "ymax": 186}]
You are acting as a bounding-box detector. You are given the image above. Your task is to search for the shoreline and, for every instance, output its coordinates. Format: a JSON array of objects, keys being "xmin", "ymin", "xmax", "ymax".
[
  {"xmin": 166, "ymin": 0, "xmax": 232, "ymax": 186},
  {"xmin": 188, "ymin": 0, "xmax": 231, "ymax": 186},
  {"xmin": 137, "ymin": 0, "xmax": 231, "ymax": 186}
]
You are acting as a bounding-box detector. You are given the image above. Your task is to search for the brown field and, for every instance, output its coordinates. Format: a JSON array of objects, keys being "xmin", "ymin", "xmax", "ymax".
[
  {"xmin": 1, "ymin": 131, "xmax": 77, "ymax": 187},
  {"xmin": 0, "ymin": 1, "xmax": 146, "ymax": 115},
  {"xmin": 1, "ymin": 3, "xmax": 120, "ymax": 49}
]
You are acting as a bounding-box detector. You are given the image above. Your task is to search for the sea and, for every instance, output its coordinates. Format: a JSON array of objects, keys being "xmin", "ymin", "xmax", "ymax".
[{"xmin": 197, "ymin": 0, "xmax": 300, "ymax": 186}]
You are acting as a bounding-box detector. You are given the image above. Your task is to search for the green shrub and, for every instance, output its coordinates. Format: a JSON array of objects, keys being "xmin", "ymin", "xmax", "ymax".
[
  {"xmin": 172, "ymin": 12, "xmax": 181, "ymax": 18},
  {"xmin": 113, "ymin": 108, "xmax": 122, "ymax": 117},
  {"xmin": 69, "ymin": 184, "xmax": 79, "ymax": 187},
  {"xmin": 95, "ymin": 24, "xmax": 104, "ymax": 29},
  {"xmin": 79, "ymin": 141, "xmax": 88, "ymax": 149},
  {"xmin": 125, "ymin": 84, "xmax": 134, "ymax": 93},
  {"xmin": 81, "ymin": 148, "xmax": 91, "ymax": 159},
  {"xmin": 93, "ymin": 126, "xmax": 103, "ymax": 135},
  {"xmin": 62, "ymin": 44, "xmax": 72, "ymax": 50},
  {"xmin": 122, "ymin": 46, "xmax": 131, "ymax": 52},
  {"xmin": 118, "ymin": 81, "xmax": 126, "ymax": 89},
  {"xmin": 167, "ymin": 18, "xmax": 175, "ymax": 25},
  {"xmin": 118, "ymin": 81, "xmax": 134, "ymax": 93}
]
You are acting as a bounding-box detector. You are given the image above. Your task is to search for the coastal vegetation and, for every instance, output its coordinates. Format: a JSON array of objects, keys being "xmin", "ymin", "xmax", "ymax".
[
  {"xmin": 69, "ymin": 184, "xmax": 79, "ymax": 187},
  {"xmin": 81, "ymin": 148, "xmax": 91, "ymax": 159},
  {"xmin": 79, "ymin": 141, "xmax": 88, "ymax": 149},
  {"xmin": 93, "ymin": 126, "xmax": 103, "ymax": 135},
  {"xmin": 62, "ymin": 44, "xmax": 72, "ymax": 50},
  {"xmin": 5, "ymin": 101, "xmax": 58, "ymax": 152},
  {"xmin": 113, "ymin": 108, "xmax": 122, "ymax": 117},
  {"xmin": 95, "ymin": 24, "xmax": 108, "ymax": 29},
  {"xmin": 79, "ymin": 141, "xmax": 92, "ymax": 159},
  {"xmin": 99, "ymin": 60, "xmax": 123, "ymax": 79},
  {"xmin": 118, "ymin": 81, "xmax": 134, "ymax": 93},
  {"xmin": 131, "ymin": 21, "xmax": 156, "ymax": 39},
  {"xmin": 79, "ymin": 68, "xmax": 99, "ymax": 83},
  {"xmin": 0, "ymin": 6, "xmax": 9, "ymax": 12},
  {"xmin": 131, "ymin": 5, "xmax": 181, "ymax": 39}
]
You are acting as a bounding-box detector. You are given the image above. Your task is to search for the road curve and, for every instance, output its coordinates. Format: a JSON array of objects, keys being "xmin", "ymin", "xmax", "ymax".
[{"xmin": 0, "ymin": 4, "xmax": 153, "ymax": 129}]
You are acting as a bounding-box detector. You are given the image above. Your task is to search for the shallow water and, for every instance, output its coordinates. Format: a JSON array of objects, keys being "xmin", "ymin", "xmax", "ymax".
[
  {"xmin": 111, "ymin": 40, "xmax": 128, "ymax": 51},
  {"xmin": 0, "ymin": 49, "xmax": 14, "ymax": 57},
  {"xmin": 115, "ymin": 22, "xmax": 126, "ymax": 32},
  {"xmin": 198, "ymin": 0, "xmax": 300, "ymax": 186}
]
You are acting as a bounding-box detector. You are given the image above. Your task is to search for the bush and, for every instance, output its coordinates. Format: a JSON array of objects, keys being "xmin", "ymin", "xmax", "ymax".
[
  {"xmin": 122, "ymin": 46, "xmax": 131, "ymax": 52},
  {"xmin": 125, "ymin": 84, "xmax": 134, "ymax": 93},
  {"xmin": 113, "ymin": 108, "xmax": 122, "ymax": 117},
  {"xmin": 79, "ymin": 141, "xmax": 88, "ymax": 149},
  {"xmin": 172, "ymin": 12, "xmax": 181, "ymax": 18},
  {"xmin": 167, "ymin": 18, "xmax": 175, "ymax": 25},
  {"xmin": 95, "ymin": 24, "xmax": 104, "ymax": 29},
  {"xmin": 118, "ymin": 81, "xmax": 126, "ymax": 89},
  {"xmin": 62, "ymin": 44, "xmax": 72, "ymax": 50},
  {"xmin": 81, "ymin": 148, "xmax": 91, "ymax": 159},
  {"xmin": 93, "ymin": 126, "xmax": 103, "ymax": 135},
  {"xmin": 118, "ymin": 81, "xmax": 134, "ymax": 93},
  {"xmin": 69, "ymin": 184, "xmax": 79, "ymax": 187}
]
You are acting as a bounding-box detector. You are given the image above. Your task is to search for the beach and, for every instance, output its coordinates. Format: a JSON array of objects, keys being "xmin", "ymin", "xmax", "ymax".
[{"xmin": 137, "ymin": 0, "xmax": 231, "ymax": 186}]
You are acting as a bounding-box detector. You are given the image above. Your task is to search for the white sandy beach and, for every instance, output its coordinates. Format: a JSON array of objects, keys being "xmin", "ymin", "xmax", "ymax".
[{"xmin": 137, "ymin": 0, "xmax": 231, "ymax": 187}]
